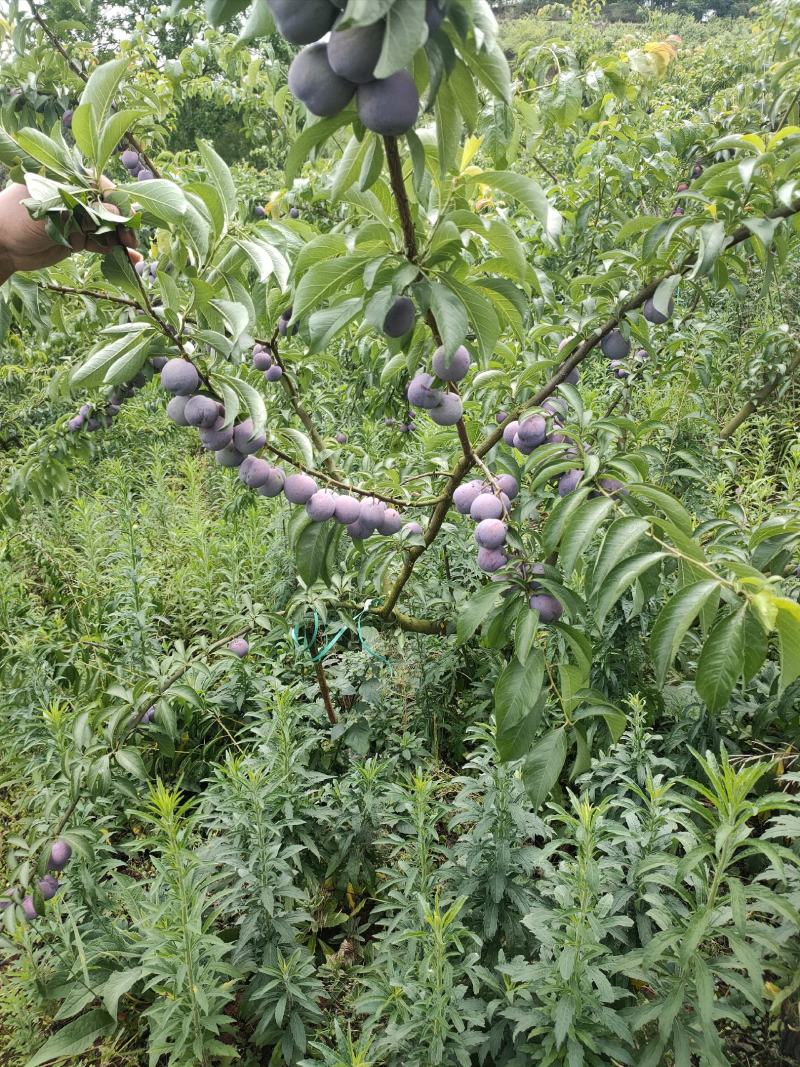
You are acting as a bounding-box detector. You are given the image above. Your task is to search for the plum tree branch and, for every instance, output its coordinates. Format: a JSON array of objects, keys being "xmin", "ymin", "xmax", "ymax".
[
  {"xmin": 380, "ymin": 195, "xmax": 800, "ymax": 618},
  {"xmin": 41, "ymin": 281, "xmax": 139, "ymax": 308},
  {"xmin": 720, "ymin": 341, "xmax": 800, "ymax": 439}
]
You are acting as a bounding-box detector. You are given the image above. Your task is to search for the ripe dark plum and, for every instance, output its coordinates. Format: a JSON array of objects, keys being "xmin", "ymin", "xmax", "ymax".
[
  {"xmin": 470, "ymin": 493, "xmax": 504, "ymax": 522},
  {"xmin": 267, "ymin": 0, "xmax": 338, "ymax": 43},
  {"xmin": 477, "ymin": 547, "xmax": 508, "ymax": 573},
  {"xmin": 407, "ymin": 372, "xmax": 443, "ymax": 410},
  {"xmin": 239, "ymin": 456, "xmax": 272, "ymax": 489},
  {"xmin": 161, "ymin": 359, "xmax": 199, "ymax": 396},
  {"xmin": 232, "ymin": 419, "xmax": 266, "ymax": 455},
  {"xmin": 516, "ymin": 415, "xmax": 547, "ymax": 449},
  {"xmin": 266, "ymin": 365, "xmax": 284, "ymax": 381},
  {"xmin": 558, "ymin": 469, "xmax": 583, "ymax": 497},
  {"xmin": 256, "ymin": 466, "xmax": 285, "ymax": 497},
  {"xmin": 378, "ymin": 508, "xmax": 402, "ymax": 535},
  {"xmin": 495, "ymin": 474, "xmax": 518, "ymax": 500},
  {"xmin": 453, "ymin": 480, "xmax": 483, "ymax": 515},
  {"xmin": 306, "ymin": 491, "xmax": 337, "ymax": 521},
  {"xmin": 284, "ymin": 473, "xmax": 318, "ymax": 504},
  {"xmin": 327, "ymin": 18, "xmax": 385, "ymax": 84},
  {"xmin": 333, "ymin": 495, "xmax": 361, "ymax": 524},
  {"xmin": 383, "ymin": 296, "xmax": 415, "ymax": 338},
  {"xmin": 184, "ymin": 395, "xmax": 220, "ymax": 428},
  {"xmin": 199, "ymin": 418, "xmax": 234, "ymax": 451},
  {"xmin": 432, "ymin": 344, "xmax": 470, "ymax": 382},
  {"xmin": 428, "ymin": 393, "xmax": 463, "ymax": 425},
  {"xmin": 288, "ymin": 43, "xmax": 356, "ymax": 117},
  {"xmin": 357, "ymin": 71, "xmax": 419, "ymax": 136},
  {"xmin": 502, "ymin": 420, "xmax": 519, "ymax": 446},
  {"xmin": 228, "ymin": 637, "xmax": 249, "ymax": 658},
  {"xmin": 529, "ymin": 593, "xmax": 563, "ymax": 623},
  {"xmin": 47, "ymin": 840, "xmax": 72, "ymax": 871},
  {"xmin": 474, "ymin": 519, "xmax": 507, "ymax": 550},
  {"xmin": 643, "ymin": 296, "xmax": 674, "ymax": 324},
  {"xmin": 600, "ymin": 330, "xmax": 630, "ymax": 361},
  {"xmin": 215, "ymin": 445, "xmax": 245, "ymax": 468}
]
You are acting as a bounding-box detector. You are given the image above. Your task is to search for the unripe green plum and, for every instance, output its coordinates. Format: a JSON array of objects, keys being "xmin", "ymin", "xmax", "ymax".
[
  {"xmin": 383, "ymin": 296, "xmax": 415, "ymax": 338},
  {"xmin": 256, "ymin": 466, "xmax": 285, "ymax": 497},
  {"xmin": 529, "ymin": 593, "xmax": 563, "ymax": 623},
  {"xmin": 327, "ymin": 19, "xmax": 385, "ymax": 84},
  {"xmin": 474, "ymin": 519, "xmax": 507, "ymax": 550},
  {"xmin": 284, "ymin": 473, "xmax": 317, "ymax": 504},
  {"xmin": 184, "ymin": 395, "xmax": 220, "ymax": 428},
  {"xmin": 267, "ymin": 0, "xmax": 338, "ymax": 43},
  {"xmin": 161, "ymin": 359, "xmax": 199, "ymax": 396},
  {"xmin": 215, "ymin": 445, "xmax": 245, "ymax": 468},
  {"xmin": 432, "ymin": 344, "xmax": 470, "ymax": 382},
  {"xmin": 428, "ymin": 393, "xmax": 463, "ymax": 425},
  {"xmin": 289, "ymin": 44, "xmax": 356, "ymax": 117},
  {"xmin": 357, "ymin": 71, "xmax": 419, "ymax": 136},
  {"xmin": 232, "ymin": 418, "xmax": 266, "ymax": 455},
  {"xmin": 600, "ymin": 330, "xmax": 630, "ymax": 361}
]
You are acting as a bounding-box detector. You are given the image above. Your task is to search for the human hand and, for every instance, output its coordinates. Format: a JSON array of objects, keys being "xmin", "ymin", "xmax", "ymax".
[{"xmin": 0, "ymin": 177, "xmax": 142, "ymax": 283}]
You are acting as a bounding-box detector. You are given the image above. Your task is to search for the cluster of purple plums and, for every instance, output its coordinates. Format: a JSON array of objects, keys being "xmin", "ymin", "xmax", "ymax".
[
  {"xmin": 406, "ymin": 343, "xmax": 470, "ymax": 425},
  {"xmin": 1, "ymin": 839, "xmax": 72, "ymax": 923},
  {"xmin": 66, "ymin": 369, "xmax": 151, "ymax": 433},
  {"xmin": 672, "ymin": 163, "xmax": 704, "ymax": 217},
  {"xmin": 275, "ymin": 0, "xmax": 444, "ymax": 137},
  {"xmin": 158, "ymin": 353, "xmax": 422, "ymax": 542}
]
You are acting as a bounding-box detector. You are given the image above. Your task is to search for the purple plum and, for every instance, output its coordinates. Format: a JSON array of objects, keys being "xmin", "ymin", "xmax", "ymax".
[
  {"xmin": 184, "ymin": 395, "xmax": 220, "ymax": 428},
  {"xmin": 333, "ymin": 495, "xmax": 362, "ymax": 525},
  {"xmin": 253, "ymin": 347, "xmax": 273, "ymax": 371},
  {"xmin": 403, "ymin": 521, "xmax": 423, "ymax": 536},
  {"xmin": 529, "ymin": 593, "xmax": 563, "ymax": 623},
  {"xmin": 199, "ymin": 417, "xmax": 234, "ymax": 451},
  {"xmin": 256, "ymin": 466, "xmax": 285, "ymax": 497},
  {"xmin": 121, "ymin": 149, "xmax": 140, "ymax": 170},
  {"xmin": 137, "ymin": 168, "xmax": 155, "ymax": 181},
  {"xmin": 432, "ymin": 344, "xmax": 470, "ymax": 382},
  {"xmin": 232, "ymin": 419, "xmax": 266, "ymax": 455},
  {"xmin": 383, "ymin": 296, "xmax": 415, "ymax": 338},
  {"xmin": 38, "ymin": 875, "xmax": 59, "ymax": 900},
  {"xmin": 453, "ymin": 480, "xmax": 483, "ymax": 515},
  {"xmin": 47, "ymin": 840, "xmax": 72, "ymax": 871},
  {"xmin": 228, "ymin": 637, "xmax": 249, "ymax": 658},
  {"xmin": 239, "ymin": 456, "xmax": 272, "ymax": 489},
  {"xmin": 408, "ymin": 373, "xmax": 443, "ymax": 410},
  {"xmin": 502, "ymin": 420, "xmax": 519, "ymax": 446},
  {"xmin": 477, "ymin": 547, "xmax": 508, "ymax": 573},
  {"xmin": 360, "ymin": 497, "xmax": 386, "ymax": 528},
  {"xmin": 558, "ymin": 469, "xmax": 583, "ymax": 497},
  {"xmin": 600, "ymin": 330, "xmax": 630, "ymax": 361},
  {"xmin": 334, "ymin": 432, "xmax": 347, "ymax": 444},
  {"xmin": 215, "ymin": 445, "xmax": 245, "ymax": 468},
  {"xmin": 378, "ymin": 508, "xmax": 402, "ymax": 535},
  {"xmin": 429, "ymin": 393, "xmax": 463, "ymax": 425},
  {"xmin": 474, "ymin": 519, "xmax": 507, "ymax": 550},
  {"xmin": 307, "ymin": 491, "xmax": 337, "ymax": 521},
  {"xmin": 284, "ymin": 473, "xmax": 317, "ymax": 504},
  {"xmin": 470, "ymin": 493, "xmax": 504, "ymax": 522},
  {"xmin": 266, "ymin": 365, "xmax": 284, "ymax": 382},
  {"xmin": 161, "ymin": 359, "xmax": 199, "ymax": 396},
  {"xmin": 516, "ymin": 415, "xmax": 547, "ymax": 449},
  {"xmin": 495, "ymin": 474, "xmax": 518, "ymax": 500}
]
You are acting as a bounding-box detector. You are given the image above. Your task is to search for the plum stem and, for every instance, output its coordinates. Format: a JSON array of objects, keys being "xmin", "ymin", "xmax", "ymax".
[{"xmin": 383, "ymin": 135, "xmax": 419, "ymax": 263}]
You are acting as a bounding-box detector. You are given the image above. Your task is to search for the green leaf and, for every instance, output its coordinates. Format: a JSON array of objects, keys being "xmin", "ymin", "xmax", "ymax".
[
  {"xmin": 429, "ymin": 281, "xmax": 468, "ymax": 358},
  {"xmin": 589, "ymin": 517, "xmax": 650, "ymax": 593},
  {"xmin": 110, "ymin": 180, "xmax": 187, "ymax": 225},
  {"xmin": 651, "ymin": 580, "xmax": 720, "ymax": 686},
  {"xmin": 79, "ymin": 58, "xmax": 128, "ymax": 128},
  {"xmin": 695, "ymin": 605, "xmax": 746, "ymax": 713},
  {"xmin": 97, "ymin": 110, "xmax": 150, "ymax": 172},
  {"xmin": 775, "ymin": 598, "xmax": 800, "ymax": 694},
  {"xmin": 374, "ymin": 0, "xmax": 426, "ymax": 79},
  {"xmin": 25, "ymin": 1009, "xmax": 114, "ymax": 1067},
  {"xmin": 594, "ymin": 551, "xmax": 665, "ymax": 626},
  {"xmin": 495, "ymin": 651, "xmax": 545, "ymax": 762},
  {"xmin": 296, "ymin": 518, "xmax": 336, "ymax": 586},
  {"xmin": 456, "ymin": 582, "xmax": 508, "ymax": 646},
  {"xmin": 559, "ymin": 497, "xmax": 615, "ymax": 579},
  {"xmin": 286, "ymin": 113, "xmax": 353, "ymax": 185},
  {"xmin": 12, "ymin": 129, "xmax": 72, "ymax": 176},
  {"xmin": 476, "ymin": 169, "xmax": 562, "ymax": 242},
  {"xmin": 292, "ymin": 254, "xmax": 371, "ymax": 321},
  {"xmin": 523, "ymin": 728, "xmax": 569, "ymax": 810},
  {"xmin": 468, "ymin": 41, "xmax": 512, "ymax": 105},
  {"xmin": 282, "ymin": 428, "xmax": 314, "ymax": 467},
  {"xmin": 238, "ymin": 0, "xmax": 275, "ymax": 41},
  {"xmin": 100, "ymin": 968, "xmax": 145, "ymax": 1022},
  {"xmin": 114, "ymin": 747, "xmax": 147, "ymax": 779},
  {"xmin": 234, "ymin": 378, "xmax": 267, "ymax": 438},
  {"xmin": 197, "ymin": 139, "xmax": 236, "ymax": 225}
]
